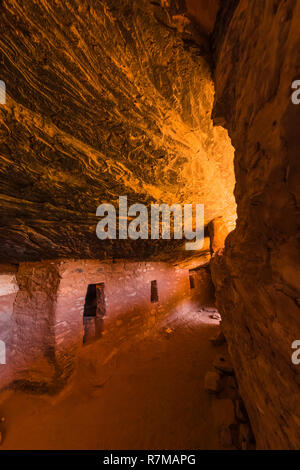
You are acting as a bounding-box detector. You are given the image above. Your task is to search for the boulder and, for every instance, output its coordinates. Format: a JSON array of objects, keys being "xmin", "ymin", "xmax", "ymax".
[{"xmin": 204, "ymin": 371, "xmax": 222, "ymax": 394}]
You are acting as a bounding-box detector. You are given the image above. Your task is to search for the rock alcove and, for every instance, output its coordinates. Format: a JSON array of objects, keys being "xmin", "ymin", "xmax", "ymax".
[{"xmin": 0, "ymin": 0, "xmax": 299, "ymax": 451}]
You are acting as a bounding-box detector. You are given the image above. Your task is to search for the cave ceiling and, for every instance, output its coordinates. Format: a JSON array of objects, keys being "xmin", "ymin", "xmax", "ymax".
[{"xmin": 0, "ymin": 0, "xmax": 235, "ymax": 263}]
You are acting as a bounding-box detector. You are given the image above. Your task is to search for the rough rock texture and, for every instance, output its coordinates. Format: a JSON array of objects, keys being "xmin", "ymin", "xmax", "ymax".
[
  {"xmin": 0, "ymin": 269, "xmax": 18, "ymax": 386},
  {"xmin": 189, "ymin": 265, "xmax": 216, "ymax": 306},
  {"xmin": 0, "ymin": 0, "xmax": 236, "ymax": 262},
  {"xmin": 10, "ymin": 261, "xmax": 61, "ymax": 391},
  {"xmin": 208, "ymin": 216, "xmax": 230, "ymax": 254},
  {"xmin": 186, "ymin": 0, "xmax": 220, "ymax": 35},
  {"xmin": 211, "ymin": 0, "xmax": 300, "ymax": 450},
  {"xmin": 0, "ymin": 272, "xmax": 18, "ymax": 343}
]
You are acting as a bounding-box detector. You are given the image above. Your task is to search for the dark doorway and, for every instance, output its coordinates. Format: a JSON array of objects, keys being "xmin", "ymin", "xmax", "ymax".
[
  {"xmin": 189, "ymin": 274, "xmax": 195, "ymax": 289},
  {"xmin": 83, "ymin": 283, "xmax": 106, "ymax": 344},
  {"xmin": 151, "ymin": 280, "xmax": 158, "ymax": 303}
]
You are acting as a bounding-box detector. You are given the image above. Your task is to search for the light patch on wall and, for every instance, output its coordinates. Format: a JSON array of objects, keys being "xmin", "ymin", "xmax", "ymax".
[
  {"xmin": 0, "ymin": 80, "xmax": 6, "ymax": 104},
  {"xmin": 0, "ymin": 275, "xmax": 18, "ymax": 297},
  {"xmin": 0, "ymin": 340, "xmax": 6, "ymax": 364}
]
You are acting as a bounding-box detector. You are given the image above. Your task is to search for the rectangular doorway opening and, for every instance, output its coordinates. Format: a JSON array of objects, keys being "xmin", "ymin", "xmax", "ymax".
[
  {"xmin": 83, "ymin": 283, "xmax": 106, "ymax": 344},
  {"xmin": 189, "ymin": 273, "xmax": 195, "ymax": 289},
  {"xmin": 151, "ymin": 280, "xmax": 158, "ymax": 303}
]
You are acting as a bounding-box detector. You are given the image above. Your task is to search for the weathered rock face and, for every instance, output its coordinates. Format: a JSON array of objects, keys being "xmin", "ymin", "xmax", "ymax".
[
  {"xmin": 186, "ymin": 0, "xmax": 220, "ymax": 34},
  {"xmin": 211, "ymin": 0, "xmax": 300, "ymax": 450},
  {"xmin": 208, "ymin": 216, "xmax": 230, "ymax": 254},
  {"xmin": 10, "ymin": 261, "xmax": 61, "ymax": 391},
  {"xmin": 0, "ymin": 265, "xmax": 18, "ymax": 386},
  {"xmin": 0, "ymin": 0, "xmax": 236, "ymax": 262}
]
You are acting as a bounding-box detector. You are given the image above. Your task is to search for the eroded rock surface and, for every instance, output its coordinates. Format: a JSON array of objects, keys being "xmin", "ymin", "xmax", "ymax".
[
  {"xmin": 0, "ymin": 0, "xmax": 236, "ymax": 262},
  {"xmin": 211, "ymin": 0, "xmax": 300, "ymax": 450},
  {"xmin": 208, "ymin": 216, "xmax": 230, "ymax": 254}
]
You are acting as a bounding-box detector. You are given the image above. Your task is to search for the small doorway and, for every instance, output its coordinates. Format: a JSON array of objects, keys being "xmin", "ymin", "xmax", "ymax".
[
  {"xmin": 150, "ymin": 280, "xmax": 158, "ymax": 303},
  {"xmin": 83, "ymin": 283, "xmax": 106, "ymax": 344},
  {"xmin": 189, "ymin": 272, "xmax": 195, "ymax": 289}
]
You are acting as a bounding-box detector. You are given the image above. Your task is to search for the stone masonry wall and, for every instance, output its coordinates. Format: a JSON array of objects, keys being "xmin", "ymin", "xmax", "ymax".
[{"xmin": 2, "ymin": 258, "xmax": 215, "ymax": 391}]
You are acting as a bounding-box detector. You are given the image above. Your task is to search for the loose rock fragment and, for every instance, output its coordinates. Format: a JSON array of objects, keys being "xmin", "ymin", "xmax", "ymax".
[
  {"xmin": 209, "ymin": 313, "xmax": 222, "ymax": 321},
  {"xmin": 204, "ymin": 371, "xmax": 221, "ymax": 394}
]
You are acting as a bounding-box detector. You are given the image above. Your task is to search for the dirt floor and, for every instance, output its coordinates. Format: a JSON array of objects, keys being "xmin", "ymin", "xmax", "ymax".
[{"xmin": 0, "ymin": 309, "xmax": 224, "ymax": 450}]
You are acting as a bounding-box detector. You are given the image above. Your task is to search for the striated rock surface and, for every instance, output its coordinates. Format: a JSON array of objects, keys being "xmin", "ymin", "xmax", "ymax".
[
  {"xmin": 211, "ymin": 0, "xmax": 300, "ymax": 449},
  {"xmin": 0, "ymin": 0, "xmax": 236, "ymax": 262}
]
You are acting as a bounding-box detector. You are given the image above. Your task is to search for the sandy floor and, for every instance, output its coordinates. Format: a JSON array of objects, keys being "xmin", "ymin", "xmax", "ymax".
[{"xmin": 0, "ymin": 310, "xmax": 223, "ymax": 450}]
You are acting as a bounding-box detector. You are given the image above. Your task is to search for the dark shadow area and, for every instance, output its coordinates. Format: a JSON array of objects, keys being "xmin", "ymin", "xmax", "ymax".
[
  {"xmin": 83, "ymin": 283, "xmax": 106, "ymax": 344},
  {"xmin": 150, "ymin": 280, "xmax": 158, "ymax": 303}
]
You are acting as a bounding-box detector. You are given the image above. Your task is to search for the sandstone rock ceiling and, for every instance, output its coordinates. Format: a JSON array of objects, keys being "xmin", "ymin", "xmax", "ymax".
[{"xmin": 0, "ymin": 0, "xmax": 236, "ymax": 262}]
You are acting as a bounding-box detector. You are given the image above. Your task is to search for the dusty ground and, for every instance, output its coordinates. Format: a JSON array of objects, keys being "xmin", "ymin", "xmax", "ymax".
[{"xmin": 0, "ymin": 310, "xmax": 224, "ymax": 450}]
